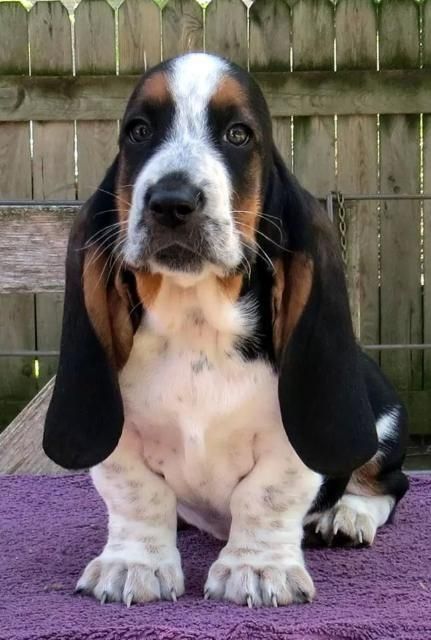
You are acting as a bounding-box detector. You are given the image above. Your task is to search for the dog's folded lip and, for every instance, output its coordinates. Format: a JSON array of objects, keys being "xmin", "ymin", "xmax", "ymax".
[
  {"xmin": 124, "ymin": 241, "xmax": 207, "ymax": 273},
  {"xmin": 153, "ymin": 243, "xmax": 207, "ymax": 273},
  {"xmin": 154, "ymin": 243, "xmax": 202, "ymax": 263}
]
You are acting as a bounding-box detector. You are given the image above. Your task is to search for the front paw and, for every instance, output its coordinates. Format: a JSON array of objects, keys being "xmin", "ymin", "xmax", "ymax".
[
  {"xmin": 76, "ymin": 550, "xmax": 184, "ymax": 605},
  {"xmin": 204, "ymin": 555, "xmax": 315, "ymax": 607}
]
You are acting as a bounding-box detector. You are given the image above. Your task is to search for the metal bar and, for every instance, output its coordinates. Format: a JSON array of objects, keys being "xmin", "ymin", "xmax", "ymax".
[
  {"xmin": 0, "ymin": 201, "xmax": 83, "ymax": 208},
  {"xmin": 323, "ymin": 193, "xmax": 431, "ymax": 205},
  {"xmin": 339, "ymin": 194, "xmax": 431, "ymax": 201},
  {"xmin": 0, "ymin": 350, "xmax": 59, "ymax": 357},
  {"xmin": 326, "ymin": 192, "xmax": 334, "ymax": 221},
  {"xmin": 1, "ymin": 194, "xmax": 431, "ymax": 209},
  {"xmin": 2, "ymin": 345, "xmax": 431, "ymax": 357},
  {"xmin": 363, "ymin": 344, "xmax": 431, "ymax": 351}
]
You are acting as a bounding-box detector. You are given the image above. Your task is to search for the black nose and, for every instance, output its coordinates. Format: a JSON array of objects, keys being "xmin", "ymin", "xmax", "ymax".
[{"xmin": 146, "ymin": 180, "xmax": 203, "ymax": 228}]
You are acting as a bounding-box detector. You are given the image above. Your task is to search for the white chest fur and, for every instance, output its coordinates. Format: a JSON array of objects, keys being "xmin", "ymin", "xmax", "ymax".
[{"xmin": 119, "ymin": 275, "xmax": 289, "ymax": 539}]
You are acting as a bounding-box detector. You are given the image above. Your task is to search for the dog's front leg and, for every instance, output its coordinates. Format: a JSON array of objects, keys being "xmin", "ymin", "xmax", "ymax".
[
  {"xmin": 76, "ymin": 430, "xmax": 184, "ymax": 605},
  {"xmin": 205, "ymin": 451, "xmax": 321, "ymax": 607}
]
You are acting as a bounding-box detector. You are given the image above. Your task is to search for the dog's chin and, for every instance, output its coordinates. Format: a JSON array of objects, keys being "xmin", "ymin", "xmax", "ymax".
[
  {"xmin": 125, "ymin": 240, "xmax": 245, "ymax": 286},
  {"xmin": 146, "ymin": 243, "xmax": 219, "ymax": 287},
  {"xmin": 153, "ymin": 245, "xmax": 204, "ymax": 273}
]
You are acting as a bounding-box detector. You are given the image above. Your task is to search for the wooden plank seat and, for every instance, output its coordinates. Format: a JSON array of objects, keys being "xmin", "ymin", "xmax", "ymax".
[{"xmin": 0, "ymin": 205, "xmax": 76, "ymax": 474}]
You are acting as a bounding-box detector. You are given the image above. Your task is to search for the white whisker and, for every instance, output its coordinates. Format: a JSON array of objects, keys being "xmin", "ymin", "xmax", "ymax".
[
  {"xmin": 240, "ymin": 238, "xmax": 275, "ymax": 274},
  {"xmin": 232, "ymin": 210, "xmax": 284, "ymax": 239},
  {"xmin": 82, "ymin": 221, "xmax": 128, "ymax": 250},
  {"xmin": 235, "ymin": 220, "xmax": 291, "ymax": 255},
  {"xmin": 97, "ymin": 187, "xmax": 132, "ymax": 209}
]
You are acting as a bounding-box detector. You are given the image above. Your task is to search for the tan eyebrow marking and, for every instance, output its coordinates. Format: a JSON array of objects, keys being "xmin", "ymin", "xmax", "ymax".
[
  {"xmin": 210, "ymin": 75, "xmax": 248, "ymax": 111},
  {"xmin": 139, "ymin": 71, "xmax": 171, "ymax": 103},
  {"xmin": 212, "ymin": 75, "xmax": 262, "ymax": 248}
]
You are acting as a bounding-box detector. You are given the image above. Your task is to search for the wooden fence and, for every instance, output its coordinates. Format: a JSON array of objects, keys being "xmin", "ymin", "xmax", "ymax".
[{"xmin": 0, "ymin": 0, "xmax": 430, "ymax": 437}]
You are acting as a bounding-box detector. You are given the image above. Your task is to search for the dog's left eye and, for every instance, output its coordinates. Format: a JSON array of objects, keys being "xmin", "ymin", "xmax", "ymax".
[
  {"xmin": 128, "ymin": 120, "xmax": 152, "ymax": 143},
  {"xmin": 224, "ymin": 124, "xmax": 251, "ymax": 147}
]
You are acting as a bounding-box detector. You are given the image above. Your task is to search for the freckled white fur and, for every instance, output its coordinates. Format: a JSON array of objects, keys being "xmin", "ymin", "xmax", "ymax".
[
  {"xmin": 80, "ymin": 428, "xmax": 184, "ymax": 604},
  {"xmin": 125, "ymin": 53, "xmax": 242, "ymax": 273},
  {"xmin": 119, "ymin": 275, "xmax": 320, "ymax": 537},
  {"xmin": 80, "ymin": 274, "xmax": 322, "ymax": 605}
]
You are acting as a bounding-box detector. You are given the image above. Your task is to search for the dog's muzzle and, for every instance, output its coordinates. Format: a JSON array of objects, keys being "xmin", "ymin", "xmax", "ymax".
[{"xmin": 137, "ymin": 172, "xmax": 216, "ymax": 272}]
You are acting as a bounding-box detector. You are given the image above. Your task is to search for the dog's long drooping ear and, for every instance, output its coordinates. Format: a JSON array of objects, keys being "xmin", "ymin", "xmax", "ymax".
[
  {"xmin": 43, "ymin": 159, "xmax": 136, "ymax": 470},
  {"xmin": 268, "ymin": 148, "xmax": 378, "ymax": 477}
]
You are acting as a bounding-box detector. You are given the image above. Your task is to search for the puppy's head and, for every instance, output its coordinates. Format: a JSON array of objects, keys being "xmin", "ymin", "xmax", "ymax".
[{"xmin": 117, "ymin": 53, "xmax": 271, "ymax": 281}]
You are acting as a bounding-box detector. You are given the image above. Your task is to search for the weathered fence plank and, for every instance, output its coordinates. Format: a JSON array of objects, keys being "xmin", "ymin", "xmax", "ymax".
[
  {"xmin": 399, "ymin": 390, "xmax": 431, "ymax": 437},
  {"xmin": 162, "ymin": 0, "xmax": 203, "ymax": 59},
  {"xmin": 0, "ymin": 122, "xmax": 32, "ymax": 197},
  {"xmin": 423, "ymin": 115, "xmax": 431, "ymax": 393},
  {"xmin": 35, "ymin": 293, "xmax": 64, "ymax": 388},
  {"xmin": 249, "ymin": 0, "xmax": 291, "ymax": 72},
  {"xmin": 205, "ymin": 0, "xmax": 248, "ymax": 67},
  {"xmin": 119, "ymin": 0, "xmax": 161, "ymax": 73},
  {"xmin": 249, "ymin": 0, "xmax": 292, "ymax": 168},
  {"xmin": 30, "ymin": 1, "xmax": 75, "ymax": 201},
  {"xmin": 75, "ymin": 0, "xmax": 118, "ymax": 200},
  {"xmin": 0, "ymin": 3, "xmax": 31, "ymax": 199},
  {"xmin": 272, "ymin": 118, "xmax": 292, "ymax": 172},
  {"xmin": 0, "ymin": 295, "xmax": 37, "ymax": 430},
  {"xmin": 0, "ymin": 378, "xmax": 67, "ymax": 474},
  {"xmin": 379, "ymin": 0, "xmax": 422, "ymax": 392},
  {"xmin": 0, "ymin": 2, "xmax": 35, "ymax": 430},
  {"xmin": 292, "ymin": 0, "xmax": 335, "ymax": 195},
  {"xmin": 423, "ymin": 0, "xmax": 431, "ymax": 401},
  {"xmin": 2, "ymin": 70, "xmax": 431, "ymax": 121},
  {"xmin": 0, "ymin": 207, "xmax": 76, "ymax": 293},
  {"xmin": 28, "ymin": 2, "xmax": 74, "ymax": 391},
  {"xmin": 336, "ymin": 0, "xmax": 378, "ymax": 344}
]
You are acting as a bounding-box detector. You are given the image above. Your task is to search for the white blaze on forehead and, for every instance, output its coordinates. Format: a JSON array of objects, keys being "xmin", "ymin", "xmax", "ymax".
[
  {"xmin": 170, "ymin": 52, "xmax": 229, "ymax": 95},
  {"xmin": 168, "ymin": 53, "xmax": 229, "ymax": 140}
]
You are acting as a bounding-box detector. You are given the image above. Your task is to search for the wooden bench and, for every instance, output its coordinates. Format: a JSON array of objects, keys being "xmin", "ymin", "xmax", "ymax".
[{"xmin": 0, "ymin": 204, "xmax": 77, "ymax": 474}]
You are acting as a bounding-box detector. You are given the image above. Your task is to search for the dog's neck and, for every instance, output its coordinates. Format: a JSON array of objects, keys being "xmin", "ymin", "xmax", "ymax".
[{"xmin": 136, "ymin": 272, "xmax": 256, "ymax": 354}]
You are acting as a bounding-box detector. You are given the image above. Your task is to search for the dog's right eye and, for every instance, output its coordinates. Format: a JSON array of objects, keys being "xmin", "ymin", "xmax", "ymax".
[
  {"xmin": 128, "ymin": 120, "xmax": 152, "ymax": 143},
  {"xmin": 224, "ymin": 123, "xmax": 252, "ymax": 147}
]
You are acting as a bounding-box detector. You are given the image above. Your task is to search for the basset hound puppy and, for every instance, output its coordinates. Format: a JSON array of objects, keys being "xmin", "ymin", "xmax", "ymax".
[{"xmin": 44, "ymin": 53, "xmax": 409, "ymax": 607}]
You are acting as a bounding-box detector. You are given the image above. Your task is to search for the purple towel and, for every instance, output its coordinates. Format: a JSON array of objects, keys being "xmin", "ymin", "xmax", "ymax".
[{"xmin": 1, "ymin": 474, "xmax": 430, "ymax": 640}]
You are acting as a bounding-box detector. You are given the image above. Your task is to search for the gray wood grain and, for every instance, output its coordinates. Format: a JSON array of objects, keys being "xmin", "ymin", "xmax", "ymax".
[
  {"xmin": 0, "ymin": 378, "xmax": 69, "ymax": 475},
  {"xmin": 0, "ymin": 206, "xmax": 76, "ymax": 293},
  {"xmin": 75, "ymin": 0, "xmax": 117, "ymax": 200},
  {"xmin": 2, "ymin": 70, "xmax": 431, "ymax": 121},
  {"xmin": 336, "ymin": 0, "xmax": 378, "ymax": 344},
  {"xmin": 380, "ymin": 0, "xmax": 422, "ymax": 392}
]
